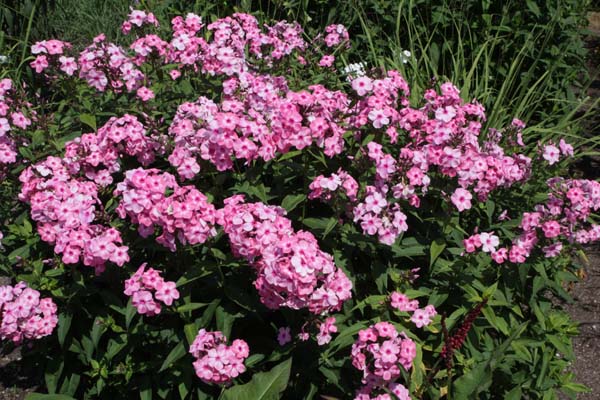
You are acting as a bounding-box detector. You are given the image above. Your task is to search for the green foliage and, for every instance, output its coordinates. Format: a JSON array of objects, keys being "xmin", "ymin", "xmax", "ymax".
[
  {"xmin": 257, "ymin": 0, "xmax": 596, "ymax": 149},
  {"xmin": 0, "ymin": 1, "xmax": 596, "ymax": 400},
  {"xmin": 221, "ymin": 358, "xmax": 292, "ymax": 400}
]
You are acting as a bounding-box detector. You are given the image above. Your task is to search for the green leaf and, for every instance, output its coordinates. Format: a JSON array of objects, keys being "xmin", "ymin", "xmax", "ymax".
[
  {"xmin": 25, "ymin": 394, "xmax": 77, "ymax": 400},
  {"xmin": 65, "ymin": 374, "xmax": 80, "ymax": 396},
  {"xmin": 91, "ymin": 317, "xmax": 105, "ymax": 350},
  {"xmin": 31, "ymin": 130, "xmax": 45, "ymax": 148},
  {"xmin": 372, "ymin": 261, "xmax": 388, "ymax": 293},
  {"xmin": 79, "ymin": 113, "xmax": 96, "ymax": 131},
  {"xmin": 105, "ymin": 336, "xmax": 127, "ymax": 361},
  {"xmin": 485, "ymin": 200, "xmax": 495, "ymax": 225},
  {"xmin": 280, "ymin": 194, "xmax": 306, "ymax": 212},
  {"xmin": 277, "ymin": 150, "xmax": 302, "ymax": 162},
  {"xmin": 57, "ymin": 312, "xmax": 72, "ymax": 348},
  {"xmin": 159, "ymin": 342, "xmax": 187, "ymax": 373},
  {"xmin": 453, "ymin": 360, "xmax": 493, "ymax": 397},
  {"xmin": 525, "ymin": 0, "xmax": 541, "ymax": 17},
  {"xmin": 547, "ymin": 334, "xmax": 572, "ymax": 358},
  {"xmin": 302, "ymin": 217, "xmax": 337, "ymax": 237},
  {"xmin": 176, "ymin": 302, "xmax": 209, "ymax": 314},
  {"xmin": 504, "ymin": 386, "xmax": 522, "ymax": 400},
  {"xmin": 453, "ymin": 322, "xmax": 528, "ymax": 397},
  {"xmin": 175, "ymin": 265, "xmax": 214, "ymax": 288},
  {"xmin": 216, "ymin": 306, "xmax": 239, "ymax": 339},
  {"xmin": 561, "ymin": 382, "xmax": 591, "ymax": 393},
  {"xmin": 125, "ymin": 299, "xmax": 137, "ymax": 330},
  {"xmin": 482, "ymin": 306, "xmax": 509, "ymax": 335},
  {"xmin": 429, "ymin": 238, "xmax": 446, "ymax": 267},
  {"xmin": 198, "ymin": 299, "xmax": 220, "ymax": 328},
  {"xmin": 245, "ymin": 353, "xmax": 265, "ymax": 368},
  {"xmin": 220, "ymin": 358, "xmax": 293, "ymax": 400},
  {"xmin": 184, "ymin": 323, "xmax": 199, "ymax": 346},
  {"xmin": 19, "ymin": 146, "xmax": 34, "ymax": 161},
  {"xmin": 409, "ymin": 344, "xmax": 424, "ymax": 391},
  {"xmin": 8, "ymin": 244, "xmax": 30, "ymax": 263},
  {"xmin": 140, "ymin": 376, "xmax": 152, "ymax": 400},
  {"xmin": 391, "ymin": 237, "xmax": 426, "ymax": 257}
]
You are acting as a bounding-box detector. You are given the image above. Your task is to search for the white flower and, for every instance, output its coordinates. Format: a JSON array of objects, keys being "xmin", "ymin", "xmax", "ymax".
[
  {"xmin": 479, "ymin": 232, "xmax": 500, "ymax": 253},
  {"xmin": 342, "ymin": 62, "xmax": 367, "ymax": 82},
  {"xmin": 401, "ymin": 50, "xmax": 411, "ymax": 64}
]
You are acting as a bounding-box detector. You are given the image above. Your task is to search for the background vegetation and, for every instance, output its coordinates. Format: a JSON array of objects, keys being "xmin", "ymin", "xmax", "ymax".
[{"xmin": 0, "ymin": 0, "xmax": 598, "ymax": 399}]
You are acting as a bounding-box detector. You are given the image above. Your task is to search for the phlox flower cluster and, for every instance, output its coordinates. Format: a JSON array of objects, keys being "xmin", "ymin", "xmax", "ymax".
[
  {"xmin": 189, "ymin": 329, "xmax": 249, "ymax": 385},
  {"xmin": 216, "ymin": 195, "xmax": 352, "ymax": 314},
  {"xmin": 308, "ymin": 80, "xmax": 532, "ymax": 246},
  {"xmin": 63, "ymin": 114, "xmax": 161, "ymax": 186},
  {"xmin": 180, "ymin": 13, "xmax": 305, "ymax": 74},
  {"xmin": 18, "ymin": 157, "xmax": 129, "ymax": 274},
  {"xmin": 30, "ymin": 12, "xmax": 354, "ymax": 175},
  {"xmin": 30, "ymin": 39, "xmax": 76, "ymax": 75},
  {"xmin": 78, "ymin": 34, "xmax": 146, "ymax": 92},
  {"xmin": 124, "ymin": 263, "xmax": 180, "ymax": 316},
  {"xmin": 351, "ymin": 322, "xmax": 415, "ymax": 400},
  {"xmin": 389, "ymin": 291, "xmax": 437, "ymax": 328},
  {"xmin": 121, "ymin": 8, "xmax": 159, "ymax": 34},
  {"xmin": 465, "ymin": 178, "xmax": 600, "ymax": 263},
  {"xmin": 316, "ymin": 316, "xmax": 338, "ymax": 345},
  {"xmin": 309, "ymin": 168, "xmax": 359, "ymax": 202},
  {"xmin": 0, "ymin": 79, "xmax": 35, "ymax": 165},
  {"xmin": 323, "ymin": 24, "xmax": 350, "ymax": 48},
  {"xmin": 542, "ymin": 139, "xmax": 573, "ymax": 165},
  {"xmin": 0, "ymin": 282, "xmax": 58, "ymax": 344},
  {"xmin": 42, "ymin": 11, "xmax": 347, "ymax": 89},
  {"xmin": 277, "ymin": 316, "xmax": 339, "ymax": 346},
  {"xmin": 167, "ymin": 72, "xmax": 349, "ymax": 178},
  {"xmin": 18, "ymin": 114, "xmax": 163, "ymax": 272},
  {"xmin": 115, "ymin": 168, "xmax": 217, "ymax": 251}
]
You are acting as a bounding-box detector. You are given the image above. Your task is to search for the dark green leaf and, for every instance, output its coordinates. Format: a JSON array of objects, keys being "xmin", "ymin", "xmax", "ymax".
[
  {"xmin": 220, "ymin": 358, "xmax": 293, "ymax": 400},
  {"xmin": 79, "ymin": 113, "xmax": 96, "ymax": 130},
  {"xmin": 281, "ymin": 194, "xmax": 306, "ymax": 212},
  {"xmin": 159, "ymin": 342, "xmax": 187, "ymax": 373},
  {"xmin": 25, "ymin": 394, "xmax": 77, "ymax": 400},
  {"xmin": 57, "ymin": 312, "xmax": 72, "ymax": 348}
]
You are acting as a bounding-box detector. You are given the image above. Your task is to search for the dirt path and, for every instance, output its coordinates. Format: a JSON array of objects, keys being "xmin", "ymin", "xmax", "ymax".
[
  {"xmin": 561, "ymin": 246, "xmax": 600, "ymax": 399},
  {"xmin": 559, "ymin": 12, "xmax": 600, "ymax": 399}
]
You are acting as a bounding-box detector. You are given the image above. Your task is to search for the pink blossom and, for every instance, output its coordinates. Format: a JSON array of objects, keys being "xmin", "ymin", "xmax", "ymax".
[
  {"xmin": 559, "ymin": 139, "xmax": 573, "ymax": 157},
  {"xmin": 124, "ymin": 263, "xmax": 179, "ymax": 315},
  {"xmin": 411, "ymin": 308, "xmax": 434, "ymax": 328},
  {"xmin": 451, "ymin": 188, "xmax": 472, "ymax": 212},
  {"xmin": 59, "ymin": 56, "xmax": 77, "ymax": 76},
  {"xmin": 319, "ymin": 55, "xmax": 335, "ymax": 67},
  {"xmin": 389, "ymin": 292, "xmax": 418, "ymax": 312},
  {"xmin": 541, "ymin": 220, "xmax": 561, "ymax": 238},
  {"xmin": 542, "ymin": 144, "xmax": 560, "ymax": 165},
  {"xmin": 352, "ymin": 76, "xmax": 373, "ymax": 96},
  {"xmin": 277, "ymin": 327, "xmax": 292, "ymax": 346},
  {"xmin": 190, "ymin": 329, "xmax": 249, "ymax": 384},
  {"xmin": 491, "ymin": 247, "xmax": 508, "ymax": 264},
  {"xmin": 479, "ymin": 232, "xmax": 499, "ymax": 253},
  {"xmin": 0, "ymin": 282, "xmax": 58, "ymax": 344},
  {"xmin": 30, "ymin": 55, "xmax": 49, "ymax": 73},
  {"xmin": 351, "ymin": 323, "xmax": 416, "ymax": 398},
  {"xmin": 316, "ymin": 316, "xmax": 337, "ymax": 345},
  {"xmin": 463, "ymin": 234, "xmax": 482, "ymax": 253},
  {"xmin": 136, "ymin": 86, "xmax": 155, "ymax": 101}
]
